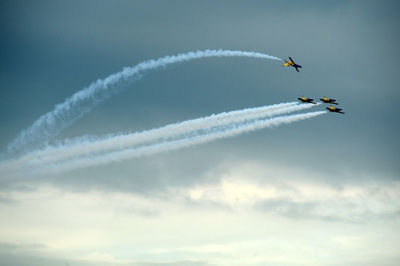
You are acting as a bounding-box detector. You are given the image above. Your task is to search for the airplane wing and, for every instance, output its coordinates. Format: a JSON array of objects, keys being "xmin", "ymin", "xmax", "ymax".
[
  {"xmin": 295, "ymin": 66, "xmax": 299, "ymax": 72},
  {"xmin": 289, "ymin": 57, "xmax": 295, "ymax": 63}
]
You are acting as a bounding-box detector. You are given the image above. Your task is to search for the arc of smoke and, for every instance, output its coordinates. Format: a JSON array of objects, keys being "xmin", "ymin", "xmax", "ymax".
[
  {"xmin": 10, "ymin": 102, "xmax": 317, "ymax": 168},
  {"xmin": 38, "ymin": 111, "xmax": 326, "ymax": 174},
  {"xmin": 6, "ymin": 50, "xmax": 281, "ymax": 156}
]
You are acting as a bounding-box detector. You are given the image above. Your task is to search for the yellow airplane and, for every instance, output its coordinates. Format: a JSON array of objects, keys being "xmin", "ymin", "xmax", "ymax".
[
  {"xmin": 298, "ymin": 96, "xmax": 316, "ymax": 104},
  {"xmin": 327, "ymin": 105, "xmax": 345, "ymax": 114},
  {"xmin": 283, "ymin": 57, "xmax": 302, "ymax": 72},
  {"xmin": 320, "ymin": 96, "xmax": 338, "ymax": 105}
]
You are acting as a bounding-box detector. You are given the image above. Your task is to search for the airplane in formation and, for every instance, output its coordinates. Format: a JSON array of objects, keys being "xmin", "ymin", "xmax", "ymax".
[
  {"xmin": 320, "ymin": 96, "xmax": 338, "ymax": 105},
  {"xmin": 326, "ymin": 105, "xmax": 345, "ymax": 114},
  {"xmin": 283, "ymin": 57, "xmax": 302, "ymax": 72},
  {"xmin": 298, "ymin": 96, "xmax": 316, "ymax": 104}
]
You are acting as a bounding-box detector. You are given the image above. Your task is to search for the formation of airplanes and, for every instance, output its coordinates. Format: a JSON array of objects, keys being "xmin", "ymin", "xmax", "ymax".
[
  {"xmin": 286, "ymin": 57, "xmax": 345, "ymax": 115},
  {"xmin": 298, "ymin": 95, "xmax": 345, "ymax": 114}
]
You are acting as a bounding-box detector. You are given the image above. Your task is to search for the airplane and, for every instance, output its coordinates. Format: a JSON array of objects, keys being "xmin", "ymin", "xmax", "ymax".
[
  {"xmin": 326, "ymin": 105, "xmax": 345, "ymax": 114},
  {"xmin": 298, "ymin": 96, "xmax": 316, "ymax": 104},
  {"xmin": 283, "ymin": 57, "xmax": 302, "ymax": 72},
  {"xmin": 320, "ymin": 96, "xmax": 338, "ymax": 105}
]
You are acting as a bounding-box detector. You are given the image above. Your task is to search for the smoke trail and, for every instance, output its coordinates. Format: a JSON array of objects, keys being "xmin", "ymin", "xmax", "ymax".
[
  {"xmin": 32, "ymin": 111, "xmax": 326, "ymax": 175},
  {"xmin": 7, "ymin": 102, "xmax": 317, "ymax": 169},
  {"xmin": 5, "ymin": 50, "xmax": 281, "ymax": 156},
  {"xmin": 23, "ymin": 102, "xmax": 296, "ymax": 164}
]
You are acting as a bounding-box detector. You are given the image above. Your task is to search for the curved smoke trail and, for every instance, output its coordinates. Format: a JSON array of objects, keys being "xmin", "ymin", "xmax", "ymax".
[{"xmin": 6, "ymin": 50, "xmax": 281, "ymax": 156}]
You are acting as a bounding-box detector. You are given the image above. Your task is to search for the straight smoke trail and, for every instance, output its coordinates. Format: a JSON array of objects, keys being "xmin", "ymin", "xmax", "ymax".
[
  {"xmin": 20, "ymin": 102, "xmax": 297, "ymax": 165},
  {"xmin": 5, "ymin": 50, "xmax": 281, "ymax": 157},
  {"xmin": 39, "ymin": 111, "xmax": 327, "ymax": 174},
  {"xmin": 8, "ymin": 102, "xmax": 317, "ymax": 169}
]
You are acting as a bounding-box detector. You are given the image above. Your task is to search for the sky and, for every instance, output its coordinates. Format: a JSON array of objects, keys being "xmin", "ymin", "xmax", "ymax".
[{"xmin": 0, "ymin": 0, "xmax": 399, "ymax": 265}]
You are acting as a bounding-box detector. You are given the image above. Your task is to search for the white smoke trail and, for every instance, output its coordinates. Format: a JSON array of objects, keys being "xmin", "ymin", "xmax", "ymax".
[
  {"xmin": 5, "ymin": 50, "xmax": 281, "ymax": 156},
  {"xmin": 20, "ymin": 102, "xmax": 296, "ymax": 164},
  {"xmin": 7, "ymin": 102, "xmax": 317, "ymax": 169},
  {"xmin": 33, "ymin": 111, "xmax": 326, "ymax": 175}
]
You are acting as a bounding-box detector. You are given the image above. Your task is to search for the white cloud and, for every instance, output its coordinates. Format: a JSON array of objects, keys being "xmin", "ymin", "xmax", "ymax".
[
  {"xmin": 0, "ymin": 160, "xmax": 399, "ymax": 265},
  {"xmin": 179, "ymin": 161, "xmax": 400, "ymax": 222}
]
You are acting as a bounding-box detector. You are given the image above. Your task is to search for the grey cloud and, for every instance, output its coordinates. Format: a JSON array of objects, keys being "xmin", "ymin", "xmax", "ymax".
[
  {"xmin": 256, "ymin": 195, "xmax": 400, "ymax": 223},
  {"xmin": 0, "ymin": 195, "xmax": 18, "ymax": 205},
  {"xmin": 256, "ymin": 199, "xmax": 362, "ymax": 223},
  {"xmin": 0, "ymin": 250, "xmax": 208, "ymax": 266},
  {"xmin": 0, "ymin": 241, "xmax": 207, "ymax": 265},
  {"xmin": 0, "ymin": 242, "xmax": 46, "ymax": 252}
]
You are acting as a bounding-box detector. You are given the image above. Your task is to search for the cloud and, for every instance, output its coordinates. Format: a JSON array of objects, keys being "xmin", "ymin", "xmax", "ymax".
[
  {"xmin": 0, "ymin": 242, "xmax": 45, "ymax": 252},
  {"xmin": 0, "ymin": 250, "xmax": 207, "ymax": 266},
  {"xmin": 184, "ymin": 178, "xmax": 400, "ymax": 222},
  {"xmin": 0, "ymin": 160, "xmax": 399, "ymax": 265},
  {"xmin": 0, "ymin": 195, "xmax": 18, "ymax": 205}
]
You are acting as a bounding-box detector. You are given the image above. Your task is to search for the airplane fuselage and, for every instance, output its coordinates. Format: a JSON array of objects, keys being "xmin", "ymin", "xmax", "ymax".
[
  {"xmin": 326, "ymin": 107, "xmax": 344, "ymax": 114},
  {"xmin": 283, "ymin": 57, "xmax": 302, "ymax": 72},
  {"xmin": 320, "ymin": 99, "xmax": 338, "ymax": 105},
  {"xmin": 298, "ymin": 98, "xmax": 316, "ymax": 104}
]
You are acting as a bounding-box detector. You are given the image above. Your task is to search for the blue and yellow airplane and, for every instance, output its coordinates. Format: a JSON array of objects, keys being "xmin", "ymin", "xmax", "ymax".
[
  {"xmin": 298, "ymin": 96, "xmax": 316, "ymax": 104},
  {"xmin": 283, "ymin": 57, "xmax": 302, "ymax": 72},
  {"xmin": 327, "ymin": 105, "xmax": 345, "ymax": 114},
  {"xmin": 320, "ymin": 96, "xmax": 338, "ymax": 105}
]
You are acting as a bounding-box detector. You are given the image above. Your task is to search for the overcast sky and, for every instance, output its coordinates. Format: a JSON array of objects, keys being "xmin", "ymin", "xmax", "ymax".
[{"xmin": 0, "ymin": 1, "xmax": 399, "ymax": 265}]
